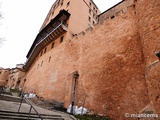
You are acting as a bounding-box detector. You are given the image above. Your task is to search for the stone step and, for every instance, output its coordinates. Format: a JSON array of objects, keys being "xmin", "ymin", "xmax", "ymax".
[
  {"xmin": 0, "ymin": 115, "xmax": 37, "ymax": 120},
  {"xmin": 0, "ymin": 94, "xmax": 25, "ymax": 103},
  {"xmin": 0, "ymin": 110, "xmax": 65, "ymax": 120}
]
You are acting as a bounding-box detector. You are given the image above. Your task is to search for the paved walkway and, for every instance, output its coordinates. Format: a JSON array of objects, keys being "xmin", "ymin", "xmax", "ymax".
[{"xmin": 0, "ymin": 95, "xmax": 76, "ymax": 120}]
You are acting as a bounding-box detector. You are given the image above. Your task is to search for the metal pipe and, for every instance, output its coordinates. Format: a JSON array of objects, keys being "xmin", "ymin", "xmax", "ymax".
[
  {"xmin": 18, "ymin": 93, "xmax": 43, "ymax": 120},
  {"xmin": 28, "ymin": 106, "xmax": 32, "ymax": 120},
  {"xmin": 18, "ymin": 94, "xmax": 24, "ymax": 112}
]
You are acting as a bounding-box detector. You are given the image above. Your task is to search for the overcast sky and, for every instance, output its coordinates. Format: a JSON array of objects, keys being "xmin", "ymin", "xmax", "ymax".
[{"xmin": 0, "ymin": 0, "xmax": 122, "ymax": 68}]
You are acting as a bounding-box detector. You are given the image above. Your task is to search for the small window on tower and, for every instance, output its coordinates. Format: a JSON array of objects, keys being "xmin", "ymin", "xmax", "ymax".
[
  {"xmin": 67, "ymin": 1, "xmax": 70, "ymax": 7},
  {"xmin": 48, "ymin": 56, "xmax": 51, "ymax": 62},
  {"xmin": 88, "ymin": 16, "xmax": 91, "ymax": 22},
  {"xmin": 89, "ymin": 9, "xmax": 91, "ymax": 14},
  {"xmin": 60, "ymin": 36, "xmax": 64, "ymax": 43},
  {"xmin": 51, "ymin": 42, "xmax": 55, "ymax": 48},
  {"xmin": 61, "ymin": 0, "xmax": 64, "ymax": 6},
  {"xmin": 93, "ymin": 13, "xmax": 95, "ymax": 18},
  {"xmin": 44, "ymin": 47, "xmax": 47, "ymax": 53},
  {"xmin": 40, "ymin": 50, "xmax": 43, "ymax": 56},
  {"xmin": 93, "ymin": 7, "xmax": 95, "ymax": 11},
  {"xmin": 61, "ymin": 2, "xmax": 63, "ymax": 6},
  {"xmin": 89, "ymin": 2, "xmax": 92, "ymax": 6},
  {"xmin": 92, "ymin": 21, "xmax": 95, "ymax": 25}
]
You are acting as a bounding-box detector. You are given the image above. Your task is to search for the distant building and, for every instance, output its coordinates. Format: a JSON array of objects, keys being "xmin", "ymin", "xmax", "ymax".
[
  {"xmin": 0, "ymin": 68, "xmax": 10, "ymax": 86},
  {"xmin": 6, "ymin": 64, "xmax": 26, "ymax": 90}
]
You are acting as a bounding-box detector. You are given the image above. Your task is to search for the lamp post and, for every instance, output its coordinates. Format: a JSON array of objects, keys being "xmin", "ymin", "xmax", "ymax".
[{"xmin": 70, "ymin": 71, "xmax": 79, "ymax": 114}]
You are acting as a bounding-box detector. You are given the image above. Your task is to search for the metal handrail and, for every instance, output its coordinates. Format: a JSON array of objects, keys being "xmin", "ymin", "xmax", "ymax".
[
  {"xmin": 0, "ymin": 86, "xmax": 5, "ymax": 100},
  {"xmin": 18, "ymin": 93, "xmax": 43, "ymax": 120}
]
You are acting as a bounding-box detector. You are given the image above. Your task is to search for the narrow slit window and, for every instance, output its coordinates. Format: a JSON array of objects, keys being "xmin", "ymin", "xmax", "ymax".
[
  {"xmin": 67, "ymin": 1, "xmax": 70, "ymax": 7},
  {"xmin": 44, "ymin": 47, "xmax": 47, "ymax": 53},
  {"xmin": 89, "ymin": 9, "xmax": 91, "ymax": 14},
  {"xmin": 88, "ymin": 16, "xmax": 91, "ymax": 22},
  {"xmin": 51, "ymin": 42, "xmax": 55, "ymax": 48},
  {"xmin": 60, "ymin": 36, "xmax": 64, "ymax": 43},
  {"xmin": 49, "ymin": 56, "xmax": 51, "ymax": 62},
  {"xmin": 111, "ymin": 16, "xmax": 115, "ymax": 19},
  {"xmin": 40, "ymin": 50, "xmax": 43, "ymax": 56}
]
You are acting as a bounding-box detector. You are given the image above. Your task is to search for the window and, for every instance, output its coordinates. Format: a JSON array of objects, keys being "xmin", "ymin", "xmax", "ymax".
[
  {"xmin": 60, "ymin": 36, "xmax": 64, "ymax": 43},
  {"xmin": 61, "ymin": 2, "xmax": 63, "ymax": 6},
  {"xmin": 89, "ymin": 9, "xmax": 91, "ymax": 14},
  {"xmin": 89, "ymin": 2, "xmax": 92, "ymax": 6},
  {"xmin": 92, "ymin": 21, "xmax": 95, "ymax": 25},
  {"xmin": 93, "ymin": 13, "xmax": 95, "ymax": 18},
  {"xmin": 93, "ymin": 7, "xmax": 95, "ymax": 11},
  {"xmin": 44, "ymin": 47, "xmax": 47, "ymax": 53},
  {"xmin": 61, "ymin": 0, "xmax": 63, "ymax": 6},
  {"xmin": 57, "ymin": 0, "xmax": 60, "ymax": 4},
  {"xmin": 51, "ymin": 42, "xmax": 55, "ymax": 48},
  {"xmin": 111, "ymin": 16, "xmax": 114, "ymax": 19},
  {"xmin": 48, "ymin": 56, "xmax": 51, "ymax": 62},
  {"xmin": 88, "ymin": 16, "xmax": 91, "ymax": 22},
  {"xmin": 40, "ymin": 50, "xmax": 43, "ymax": 56},
  {"xmin": 67, "ymin": 1, "xmax": 70, "ymax": 7}
]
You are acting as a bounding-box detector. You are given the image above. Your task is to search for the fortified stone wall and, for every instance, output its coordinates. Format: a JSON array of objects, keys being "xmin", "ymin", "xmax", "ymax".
[
  {"xmin": 72, "ymin": 3, "xmax": 149, "ymax": 119},
  {"xmin": 25, "ymin": 2, "xmax": 146, "ymax": 119},
  {"xmin": 24, "ymin": 0, "xmax": 159, "ymax": 119},
  {"xmin": 98, "ymin": 0, "xmax": 134, "ymax": 23},
  {"xmin": 135, "ymin": 0, "xmax": 160, "ymax": 115}
]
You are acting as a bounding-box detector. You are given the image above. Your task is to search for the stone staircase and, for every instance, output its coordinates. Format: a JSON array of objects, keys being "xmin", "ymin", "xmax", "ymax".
[
  {"xmin": 0, "ymin": 109, "xmax": 65, "ymax": 120},
  {"xmin": 0, "ymin": 90, "xmax": 76, "ymax": 120}
]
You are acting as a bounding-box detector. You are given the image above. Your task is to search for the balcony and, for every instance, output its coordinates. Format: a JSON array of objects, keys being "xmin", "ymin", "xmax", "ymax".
[{"xmin": 24, "ymin": 10, "xmax": 70, "ymax": 70}]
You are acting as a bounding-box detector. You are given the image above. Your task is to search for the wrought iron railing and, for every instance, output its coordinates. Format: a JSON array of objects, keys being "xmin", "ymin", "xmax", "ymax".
[{"xmin": 18, "ymin": 93, "xmax": 43, "ymax": 120}]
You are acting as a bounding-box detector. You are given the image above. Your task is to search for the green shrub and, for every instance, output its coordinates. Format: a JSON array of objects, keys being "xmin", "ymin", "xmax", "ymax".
[{"xmin": 10, "ymin": 88, "xmax": 21, "ymax": 93}]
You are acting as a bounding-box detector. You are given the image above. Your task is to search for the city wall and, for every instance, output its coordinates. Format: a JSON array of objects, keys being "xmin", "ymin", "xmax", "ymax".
[{"xmin": 25, "ymin": 0, "xmax": 160, "ymax": 119}]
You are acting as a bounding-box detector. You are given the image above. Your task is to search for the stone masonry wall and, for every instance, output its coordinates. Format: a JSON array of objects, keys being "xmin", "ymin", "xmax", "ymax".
[
  {"xmin": 74, "ymin": 4, "xmax": 149, "ymax": 119},
  {"xmin": 24, "ymin": 0, "xmax": 160, "ymax": 119},
  {"xmin": 135, "ymin": 0, "xmax": 160, "ymax": 115}
]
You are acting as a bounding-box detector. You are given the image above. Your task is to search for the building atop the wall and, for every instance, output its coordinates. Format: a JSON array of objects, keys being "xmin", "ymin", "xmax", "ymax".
[{"xmin": 24, "ymin": 0, "xmax": 101, "ymax": 70}]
